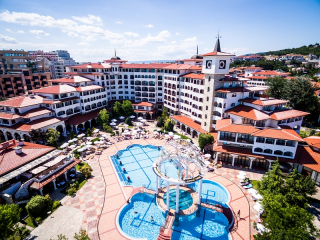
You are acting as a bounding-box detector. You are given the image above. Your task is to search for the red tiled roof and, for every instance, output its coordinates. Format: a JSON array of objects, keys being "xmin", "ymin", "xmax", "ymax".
[
  {"xmin": 171, "ymin": 115, "xmax": 206, "ymax": 133},
  {"xmin": 201, "ymin": 52, "xmax": 235, "ymax": 57},
  {"xmin": 66, "ymin": 109, "xmax": 101, "ymax": 126},
  {"xmin": 30, "ymin": 85, "xmax": 76, "ymax": 94},
  {"xmin": 251, "ymin": 128, "xmax": 304, "ymax": 141},
  {"xmin": 252, "ymin": 71, "xmax": 289, "ymax": 76},
  {"xmin": 120, "ymin": 63, "xmax": 170, "ymax": 69},
  {"xmin": 269, "ymin": 109, "xmax": 309, "ymax": 120},
  {"xmin": 30, "ymin": 159, "xmax": 81, "ymax": 189},
  {"xmin": 245, "ymin": 67, "xmax": 262, "ymax": 70},
  {"xmin": 0, "ymin": 95, "xmax": 43, "ymax": 108},
  {"xmin": 225, "ymin": 105, "xmax": 270, "ymax": 121},
  {"xmin": 216, "ymin": 87, "xmax": 250, "ymax": 93},
  {"xmin": 163, "ymin": 64, "xmax": 194, "ymax": 70},
  {"xmin": 304, "ymin": 136, "xmax": 320, "ymax": 148},
  {"xmin": 75, "ymin": 85, "xmax": 103, "ymax": 92},
  {"xmin": 297, "ymin": 146, "xmax": 320, "ymax": 172},
  {"xmin": 48, "ymin": 76, "xmax": 94, "ymax": 83},
  {"xmin": 5, "ymin": 117, "xmax": 63, "ymax": 132},
  {"xmin": 248, "ymin": 76, "xmax": 267, "ymax": 80},
  {"xmin": 218, "ymin": 124, "xmax": 260, "ymax": 135},
  {"xmin": 189, "ymin": 66, "xmax": 202, "ymax": 70},
  {"xmin": 21, "ymin": 107, "xmax": 53, "ymax": 118},
  {"xmin": 215, "ymin": 119, "xmax": 232, "ymax": 130},
  {"xmin": 0, "ymin": 142, "xmax": 54, "ymax": 176},
  {"xmin": 239, "ymin": 98, "xmax": 288, "ymax": 106},
  {"xmin": 181, "ymin": 73, "xmax": 205, "ymax": 79},
  {"xmin": 132, "ymin": 102, "xmax": 154, "ymax": 107},
  {"xmin": 134, "ymin": 109, "xmax": 157, "ymax": 113},
  {"xmin": 0, "ymin": 112, "xmax": 20, "ymax": 119}
]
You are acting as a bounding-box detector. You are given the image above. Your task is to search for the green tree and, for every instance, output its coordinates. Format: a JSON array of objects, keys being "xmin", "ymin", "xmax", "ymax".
[
  {"xmin": 112, "ymin": 101, "xmax": 122, "ymax": 118},
  {"xmin": 74, "ymin": 229, "xmax": 90, "ymax": 240},
  {"xmin": 0, "ymin": 204, "xmax": 21, "ymax": 239},
  {"xmin": 125, "ymin": 117, "xmax": 133, "ymax": 126},
  {"xmin": 97, "ymin": 109, "xmax": 110, "ymax": 125},
  {"xmin": 30, "ymin": 129, "xmax": 47, "ymax": 143},
  {"xmin": 122, "ymin": 100, "xmax": 134, "ymax": 117},
  {"xmin": 26, "ymin": 195, "xmax": 49, "ymax": 219},
  {"xmin": 156, "ymin": 116, "xmax": 164, "ymax": 127},
  {"xmin": 266, "ymin": 76, "xmax": 288, "ymax": 100},
  {"xmin": 86, "ymin": 128, "xmax": 92, "ymax": 137},
  {"xmin": 46, "ymin": 128, "xmax": 60, "ymax": 147},
  {"xmin": 198, "ymin": 133, "xmax": 214, "ymax": 151},
  {"xmin": 79, "ymin": 165, "xmax": 91, "ymax": 178},
  {"xmin": 161, "ymin": 107, "xmax": 169, "ymax": 121},
  {"xmin": 164, "ymin": 118, "xmax": 174, "ymax": 132},
  {"xmin": 103, "ymin": 123, "xmax": 113, "ymax": 133},
  {"xmin": 258, "ymin": 160, "xmax": 284, "ymax": 195},
  {"xmin": 70, "ymin": 130, "xmax": 75, "ymax": 140}
]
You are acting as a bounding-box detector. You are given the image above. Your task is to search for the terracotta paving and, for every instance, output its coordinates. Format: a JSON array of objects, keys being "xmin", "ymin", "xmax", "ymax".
[{"xmin": 71, "ymin": 133, "xmax": 266, "ymax": 239}]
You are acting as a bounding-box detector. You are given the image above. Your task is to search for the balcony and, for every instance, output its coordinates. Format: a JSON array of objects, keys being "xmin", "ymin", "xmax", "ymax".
[{"xmin": 220, "ymin": 137, "xmax": 236, "ymax": 142}]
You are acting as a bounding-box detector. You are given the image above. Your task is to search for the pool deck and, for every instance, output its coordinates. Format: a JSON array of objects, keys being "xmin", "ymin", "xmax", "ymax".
[{"xmin": 97, "ymin": 138, "xmax": 263, "ymax": 240}]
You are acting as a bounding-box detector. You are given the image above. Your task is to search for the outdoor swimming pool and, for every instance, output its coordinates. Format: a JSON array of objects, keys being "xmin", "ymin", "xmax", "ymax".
[
  {"xmin": 113, "ymin": 144, "xmax": 232, "ymax": 240},
  {"xmin": 163, "ymin": 189, "xmax": 193, "ymax": 211}
]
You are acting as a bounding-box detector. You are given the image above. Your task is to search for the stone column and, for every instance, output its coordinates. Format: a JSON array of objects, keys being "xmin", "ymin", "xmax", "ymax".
[
  {"xmin": 197, "ymin": 179, "xmax": 203, "ymax": 204},
  {"xmin": 215, "ymin": 153, "xmax": 220, "ymax": 163},
  {"xmin": 53, "ymin": 179, "xmax": 57, "ymax": 190},
  {"xmin": 155, "ymin": 176, "xmax": 159, "ymax": 194},
  {"xmin": 166, "ymin": 181, "xmax": 170, "ymax": 211},
  {"xmin": 75, "ymin": 125, "xmax": 78, "ymax": 134},
  {"xmin": 175, "ymin": 185, "xmax": 180, "ymax": 214},
  {"xmin": 4, "ymin": 132, "xmax": 8, "ymax": 142},
  {"xmin": 39, "ymin": 188, "xmax": 43, "ymax": 196},
  {"xmin": 231, "ymin": 155, "xmax": 236, "ymax": 167},
  {"xmin": 64, "ymin": 172, "xmax": 68, "ymax": 181},
  {"xmin": 249, "ymin": 158, "xmax": 254, "ymax": 170}
]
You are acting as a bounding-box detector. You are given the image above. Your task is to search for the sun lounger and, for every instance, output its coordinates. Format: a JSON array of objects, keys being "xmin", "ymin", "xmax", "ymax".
[{"xmin": 243, "ymin": 184, "xmax": 253, "ymax": 189}]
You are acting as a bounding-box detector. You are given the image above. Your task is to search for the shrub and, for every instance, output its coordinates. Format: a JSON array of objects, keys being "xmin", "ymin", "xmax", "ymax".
[
  {"xmin": 111, "ymin": 132, "xmax": 115, "ymax": 136},
  {"xmin": 26, "ymin": 195, "xmax": 50, "ymax": 219},
  {"xmin": 86, "ymin": 128, "xmax": 92, "ymax": 137},
  {"xmin": 91, "ymin": 137, "xmax": 100, "ymax": 143},
  {"xmin": 52, "ymin": 201, "xmax": 60, "ymax": 210},
  {"xmin": 198, "ymin": 133, "xmax": 214, "ymax": 151},
  {"xmin": 70, "ymin": 130, "xmax": 75, "ymax": 139},
  {"xmin": 310, "ymin": 129, "xmax": 316, "ymax": 136},
  {"xmin": 103, "ymin": 123, "xmax": 113, "ymax": 133},
  {"xmin": 79, "ymin": 165, "xmax": 92, "ymax": 178},
  {"xmin": 125, "ymin": 117, "xmax": 133, "ymax": 126}
]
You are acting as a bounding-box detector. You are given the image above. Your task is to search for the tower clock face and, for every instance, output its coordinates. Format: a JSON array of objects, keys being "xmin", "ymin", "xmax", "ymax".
[
  {"xmin": 219, "ymin": 60, "xmax": 226, "ymax": 69},
  {"xmin": 206, "ymin": 60, "xmax": 212, "ymax": 69}
]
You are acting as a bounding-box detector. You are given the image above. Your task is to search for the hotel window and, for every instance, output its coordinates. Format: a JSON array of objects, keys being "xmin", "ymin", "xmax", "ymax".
[
  {"xmin": 207, "ymin": 87, "xmax": 210, "ymax": 92},
  {"xmin": 265, "ymin": 138, "xmax": 274, "ymax": 144},
  {"xmin": 232, "ymin": 93, "xmax": 236, "ymax": 97}
]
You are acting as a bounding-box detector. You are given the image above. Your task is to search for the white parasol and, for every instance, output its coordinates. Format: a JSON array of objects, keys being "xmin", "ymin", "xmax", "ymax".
[
  {"xmin": 93, "ymin": 129, "xmax": 99, "ymax": 133},
  {"xmin": 110, "ymin": 122, "xmax": 116, "ymax": 126},
  {"xmin": 69, "ymin": 144, "xmax": 76, "ymax": 149},
  {"xmin": 111, "ymin": 119, "xmax": 117, "ymax": 122},
  {"xmin": 99, "ymin": 137, "xmax": 105, "ymax": 140},
  {"xmin": 86, "ymin": 137, "xmax": 93, "ymax": 140},
  {"xmin": 168, "ymin": 132, "xmax": 174, "ymax": 136},
  {"xmin": 137, "ymin": 117, "xmax": 143, "ymax": 120},
  {"xmin": 60, "ymin": 143, "xmax": 68, "ymax": 149},
  {"xmin": 68, "ymin": 140, "xmax": 73, "ymax": 143},
  {"xmin": 77, "ymin": 133, "xmax": 85, "ymax": 138},
  {"xmin": 86, "ymin": 142, "xmax": 92, "ymax": 145},
  {"xmin": 173, "ymin": 135, "xmax": 181, "ymax": 140},
  {"xmin": 205, "ymin": 154, "xmax": 211, "ymax": 158},
  {"xmin": 72, "ymin": 138, "xmax": 78, "ymax": 141},
  {"xmin": 130, "ymin": 115, "xmax": 135, "ymax": 119},
  {"xmin": 119, "ymin": 116, "xmax": 125, "ymax": 120}
]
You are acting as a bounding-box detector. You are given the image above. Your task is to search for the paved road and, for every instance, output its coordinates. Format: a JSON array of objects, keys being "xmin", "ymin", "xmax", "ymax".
[{"xmin": 28, "ymin": 205, "xmax": 84, "ymax": 240}]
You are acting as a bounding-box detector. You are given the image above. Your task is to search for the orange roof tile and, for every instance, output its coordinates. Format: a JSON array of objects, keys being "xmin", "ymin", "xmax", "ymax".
[
  {"xmin": 181, "ymin": 73, "xmax": 205, "ymax": 79},
  {"xmin": 239, "ymin": 98, "xmax": 288, "ymax": 106},
  {"xmin": 163, "ymin": 64, "xmax": 194, "ymax": 70},
  {"xmin": 218, "ymin": 124, "xmax": 260, "ymax": 135},
  {"xmin": 225, "ymin": 105, "xmax": 270, "ymax": 121},
  {"xmin": 171, "ymin": 115, "xmax": 206, "ymax": 133},
  {"xmin": 304, "ymin": 136, "xmax": 320, "ymax": 148},
  {"xmin": 296, "ymin": 146, "xmax": 320, "ymax": 172},
  {"xmin": 75, "ymin": 85, "xmax": 103, "ymax": 92},
  {"xmin": 66, "ymin": 109, "xmax": 101, "ymax": 126},
  {"xmin": 0, "ymin": 112, "xmax": 20, "ymax": 119},
  {"xmin": 5, "ymin": 117, "xmax": 63, "ymax": 132},
  {"xmin": 215, "ymin": 119, "xmax": 232, "ymax": 130},
  {"xmin": 269, "ymin": 109, "xmax": 309, "ymax": 120},
  {"xmin": 189, "ymin": 66, "xmax": 202, "ymax": 70},
  {"xmin": 30, "ymin": 85, "xmax": 76, "ymax": 94},
  {"xmin": 121, "ymin": 63, "xmax": 170, "ymax": 69},
  {"xmin": 132, "ymin": 101, "xmax": 154, "ymax": 107},
  {"xmin": 251, "ymin": 128, "xmax": 304, "ymax": 141},
  {"xmin": 48, "ymin": 76, "xmax": 94, "ymax": 83},
  {"xmin": 0, "ymin": 95, "xmax": 43, "ymax": 108},
  {"xmin": 0, "ymin": 142, "xmax": 54, "ymax": 176},
  {"xmin": 21, "ymin": 107, "xmax": 53, "ymax": 118}
]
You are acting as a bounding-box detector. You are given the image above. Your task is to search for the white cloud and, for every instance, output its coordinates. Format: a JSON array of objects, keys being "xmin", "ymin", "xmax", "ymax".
[
  {"xmin": 124, "ymin": 30, "xmax": 171, "ymax": 47},
  {"xmin": 6, "ymin": 28, "xmax": 24, "ymax": 34},
  {"xmin": 0, "ymin": 10, "xmax": 124, "ymax": 43},
  {"xmin": 145, "ymin": 24, "xmax": 153, "ymax": 28},
  {"xmin": 124, "ymin": 31, "xmax": 140, "ymax": 37},
  {"xmin": 115, "ymin": 21, "xmax": 122, "ymax": 24},
  {"xmin": 0, "ymin": 34, "xmax": 17, "ymax": 44},
  {"xmin": 72, "ymin": 14, "xmax": 102, "ymax": 26},
  {"xmin": 67, "ymin": 31, "xmax": 78, "ymax": 37},
  {"xmin": 176, "ymin": 32, "xmax": 181, "ymax": 36},
  {"xmin": 29, "ymin": 29, "xmax": 50, "ymax": 36},
  {"xmin": 78, "ymin": 42, "xmax": 89, "ymax": 46}
]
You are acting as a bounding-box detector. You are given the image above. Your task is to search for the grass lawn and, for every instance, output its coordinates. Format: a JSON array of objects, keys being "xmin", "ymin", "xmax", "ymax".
[
  {"xmin": 60, "ymin": 175, "xmax": 87, "ymax": 195},
  {"xmin": 174, "ymin": 132, "xmax": 193, "ymax": 142},
  {"xmin": 251, "ymin": 180, "xmax": 260, "ymax": 190}
]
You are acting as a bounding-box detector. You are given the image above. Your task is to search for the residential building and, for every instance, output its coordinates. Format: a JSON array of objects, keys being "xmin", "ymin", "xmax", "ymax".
[
  {"xmin": 0, "ymin": 50, "xmax": 51, "ymax": 98},
  {"xmin": 247, "ymin": 70, "xmax": 289, "ymax": 86}
]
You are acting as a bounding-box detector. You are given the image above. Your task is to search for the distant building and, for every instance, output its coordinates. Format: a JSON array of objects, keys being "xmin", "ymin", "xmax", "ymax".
[{"xmin": 247, "ymin": 70, "xmax": 289, "ymax": 86}]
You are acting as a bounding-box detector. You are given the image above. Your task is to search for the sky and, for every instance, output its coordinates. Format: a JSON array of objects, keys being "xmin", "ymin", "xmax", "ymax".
[{"xmin": 0, "ymin": 0, "xmax": 320, "ymax": 62}]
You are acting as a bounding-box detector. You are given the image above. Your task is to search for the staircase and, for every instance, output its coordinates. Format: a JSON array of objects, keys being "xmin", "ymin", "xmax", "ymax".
[
  {"xmin": 157, "ymin": 209, "xmax": 175, "ymax": 240},
  {"xmin": 14, "ymin": 178, "xmax": 36, "ymax": 200},
  {"xmin": 157, "ymin": 227, "xmax": 172, "ymax": 240}
]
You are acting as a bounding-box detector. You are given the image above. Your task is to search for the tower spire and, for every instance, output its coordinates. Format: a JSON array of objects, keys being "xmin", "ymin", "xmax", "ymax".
[
  {"xmin": 214, "ymin": 32, "xmax": 221, "ymax": 52},
  {"xmin": 196, "ymin": 45, "xmax": 198, "ymax": 55},
  {"xmin": 114, "ymin": 49, "xmax": 116, "ymax": 56}
]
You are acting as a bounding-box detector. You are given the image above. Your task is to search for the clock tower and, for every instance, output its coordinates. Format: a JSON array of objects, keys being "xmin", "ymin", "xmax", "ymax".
[{"xmin": 200, "ymin": 35, "xmax": 235, "ymax": 132}]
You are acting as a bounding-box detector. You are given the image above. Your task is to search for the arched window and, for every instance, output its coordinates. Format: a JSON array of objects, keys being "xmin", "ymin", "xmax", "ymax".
[
  {"xmin": 284, "ymin": 151, "xmax": 293, "ymax": 157},
  {"xmin": 231, "ymin": 103, "xmax": 235, "ymax": 107},
  {"xmin": 214, "ymin": 102, "xmax": 218, "ymax": 107},
  {"xmin": 218, "ymin": 103, "xmax": 222, "ymax": 108},
  {"xmin": 274, "ymin": 150, "xmax": 283, "ymax": 155},
  {"xmin": 254, "ymin": 148, "xmax": 263, "ymax": 153},
  {"xmin": 264, "ymin": 149, "xmax": 272, "ymax": 154}
]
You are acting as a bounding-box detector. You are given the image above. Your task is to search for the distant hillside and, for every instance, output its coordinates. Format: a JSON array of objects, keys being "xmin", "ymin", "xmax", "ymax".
[{"xmin": 259, "ymin": 43, "xmax": 320, "ymax": 57}]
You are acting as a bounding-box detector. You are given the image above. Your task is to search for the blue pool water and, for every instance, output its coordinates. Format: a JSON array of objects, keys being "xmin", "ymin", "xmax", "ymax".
[
  {"xmin": 163, "ymin": 189, "xmax": 193, "ymax": 210},
  {"xmin": 114, "ymin": 145, "xmax": 231, "ymax": 240}
]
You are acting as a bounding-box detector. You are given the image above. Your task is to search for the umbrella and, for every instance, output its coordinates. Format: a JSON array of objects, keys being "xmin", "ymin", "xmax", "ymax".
[
  {"xmin": 123, "ymin": 124, "xmax": 129, "ymax": 127},
  {"xmin": 119, "ymin": 116, "xmax": 125, "ymax": 119},
  {"xmin": 60, "ymin": 143, "xmax": 68, "ymax": 149},
  {"xmin": 86, "ymin": 144, "xmax": 92, "ymax": 148},
  {"xmin": 130, "ymin": 115, "xmax": 135, "ymax": 119},
  {"xmin": 86, "ymin": 142, "xmax": 92, "ymax": 145},
  {"xmin": 69, "ymin": 145, "xmax": 76, "ymax": 149},
  {"xmin": 102, "ymin": 134, "xmax": 108, "ymax": 137},
  {"xmin": 140, "ymin": 119, "xmax": 146, "ymax": 122},
  {"xmin": 72, "ymin": 138, "xmax": 78, "ymax": 141},
  {"xmin": 154, "ymin": 131, "xmax": 159, "ymax": 135},
  {"xmin": 86, "ymin": 137, "xmax": 93, "ymax": 140},
  {"xmin": 111, "ymin": 119, "xmax": 117, "ymax": 122},
  {"xmin": 156, "ymin": 128, "xmax": 161, "ymax": 132},
  {"xmin": 122, "ymin": 132, "xmax": 130, "ymax": 135},
  {"xmin": 137, "ymin": 117, "xmax": 143, "ymax": 120},
  {"xmin": 173, "ymin": 135, "xmax": 181, "ymax": 140},
  {"xmin": 107, "ymin": 142, "xmax": 113, "ymax": 145},
  {"xmin": 99, "ymin": 137, "xmax": 105, "ymax": 140},
  {"xmin": 77, "ymin": 133, "xmax": 85, "ymax": 138},
  {"xmin": 110, "ymin": 122, "xmax": 116, "ymax": 126},
  {"xmin": 93, "ymin": 129, "xmax": 99, "ymax": 133},
  {"xmin": 205, "ymin": 154, "xmax": 211, "ymax": 158},
  {"xmin": 248, "ymin": 188, "xmax": 258, "ymax": 195},
  {"xmin": 164, "ymin": 134, "xmax": 169, "ymax": 138},
  {"xmin": 68, "ymin": 140, "xmax": 73, "ymax": 143},
  {"xmin": 95, "ymin": 141, "xmax": 104, "ymax": 145},
  {"xmin": 124, "ymin": 129, "xmax": 129, "ymax": 133},
  {"xmin": 256, "ymin": 223, "xmax": 266, "ymax": 234},
  {"xmin": 77, "ymin": 147, "xmax": 87, "ymax": 152},
  {"xmin": 136, "ymin": 122, "xmax": 143, "ymax": 127},
  {"xmin": 316, "ymin": 129, "xmax": 320, "ymax": 132},
  {"xmin": 186, "ymin": 139, "xmax": 191, "ymax": 143},
  {"xmin": 204, "ymin": 160, "xmax": 211, "ymax": 165},
  {"xmin": 169, "ymin": 132, "xmax": 174, "ymax": 136},
  {"xmin": 253, "ymin": 193, "xmax": 263, "ymax": 200}
]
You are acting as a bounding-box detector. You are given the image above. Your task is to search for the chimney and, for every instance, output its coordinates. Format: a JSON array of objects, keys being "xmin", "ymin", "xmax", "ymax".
[
  {"xmin": 13, "ymin": 146, "xmax": 22, "ymax": 154},
  {"xmin": 17, "ymin": 139, "xmax": 25, "ymax": 146}
]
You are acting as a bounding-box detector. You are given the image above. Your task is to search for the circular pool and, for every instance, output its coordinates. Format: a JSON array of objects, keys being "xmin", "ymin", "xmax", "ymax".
[{"xmin": 163, "ymin": 189, "xmax": 193, "ymax": 210}]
